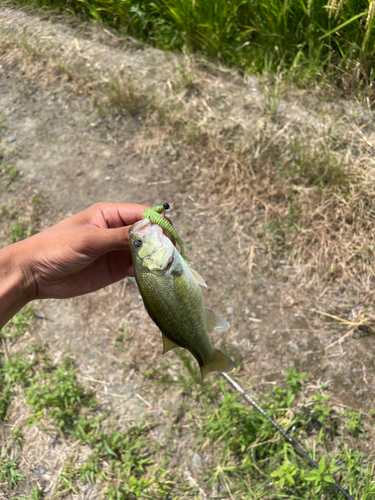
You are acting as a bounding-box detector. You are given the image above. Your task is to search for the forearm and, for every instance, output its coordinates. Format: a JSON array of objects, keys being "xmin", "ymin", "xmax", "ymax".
[{"xmin": 0, "ymin": 241, "xmax": 34, "ymax": 330}]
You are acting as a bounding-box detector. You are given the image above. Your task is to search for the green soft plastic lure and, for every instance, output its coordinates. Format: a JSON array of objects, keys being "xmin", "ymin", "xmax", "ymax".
[{"xmin": 142, "ymin": 203, "xmax": 190, "ymax": 265}]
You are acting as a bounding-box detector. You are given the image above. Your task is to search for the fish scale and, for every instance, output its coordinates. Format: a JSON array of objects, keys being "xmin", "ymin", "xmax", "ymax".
[{"xmin": 135, "ymin": 262, "xmax": 206, "ymax": 354}]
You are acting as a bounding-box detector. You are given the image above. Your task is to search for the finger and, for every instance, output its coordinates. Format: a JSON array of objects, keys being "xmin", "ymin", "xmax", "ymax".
[
  {"xmin": 77, "ymin": 226, "xmax": 131, "ymax": 257},
  {"xmin": 99, "ymin": 203, "xmax": 151, "ymax": 228},
  {"xmin": 58, "ymin": 203, "xmax": 151, "ymax": 229},
  {"xmin": 89, "ymin": 249, "xmax": 134, "ymax": 285}
]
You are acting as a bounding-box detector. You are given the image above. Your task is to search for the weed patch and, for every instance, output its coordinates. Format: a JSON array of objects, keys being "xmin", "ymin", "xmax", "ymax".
[
  {"xmin": 0, "ymin": 307, "xmax": 35, "ymax": 344},
  {"xmin": 106, "ymin": 78, "xmax": 150, "ymax": 116},
  {"xmin": 0, "ymin": 163, "xmax": 19, "ymax": 189},
  {"xmin": 24, "ymin": 356, "xmax": 97, "ymax": 433},
  {"xmin": 0, "ymin": 193, "xmax": 46, "ymax": 246},
  {"xmin": 0, "ymin": 455, "xmax": 24, "ymax": 489},
  {"xmin": 195, "ymin": 371, "xmax": 375, "ymax": 498},
  {"xmin": 10, "ymin": 0, "xmax": 375, "ymax": 93}
]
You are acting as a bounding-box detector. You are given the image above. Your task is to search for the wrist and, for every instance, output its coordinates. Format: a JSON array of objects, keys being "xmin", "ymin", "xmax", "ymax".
[{"xmin": 0, "ymin": 241, "xmax": 36, "ymax": 329}]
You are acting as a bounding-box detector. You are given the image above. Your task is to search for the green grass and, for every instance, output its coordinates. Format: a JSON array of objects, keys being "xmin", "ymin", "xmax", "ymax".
[
  {"xmin": 0, "ymin": 198, "xmax": 42, "ymax": 245},
  {"xmin": 0, "ymin": 307, "xmax": 35, "ymax": 344},
  {"xmin": 1, "ymin": 310, "xmax": 375, "ymax": 498},
  {"xmin": 0, "ymin": 456, "xmax": 24, "ymax": 489},
  {"xmin": 10, "ymin": 0, "xmax": 375, "ymax": 88},
  {"xmin": 0, "ymin": 163, "xmax": 19, "ymax": 189}
]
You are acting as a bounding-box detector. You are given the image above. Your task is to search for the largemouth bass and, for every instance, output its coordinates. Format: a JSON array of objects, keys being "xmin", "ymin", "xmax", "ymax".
[{"xmin": 129, "ymin": 218, "xmax": 234, "ymax": 378}]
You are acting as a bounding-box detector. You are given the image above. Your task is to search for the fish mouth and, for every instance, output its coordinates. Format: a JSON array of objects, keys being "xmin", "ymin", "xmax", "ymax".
[
  {"xmin": 129, "ymin": 218, "xmax": 151, "ymax": 236},
  {"xmin": 164, "ymin": 256, "xmax": 174, "ymax": 271}
]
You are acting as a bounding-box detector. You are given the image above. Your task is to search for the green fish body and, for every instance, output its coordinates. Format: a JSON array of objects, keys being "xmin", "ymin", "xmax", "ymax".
[{"xmin": 129, "ymin": 218, "xmax": 234, "ymax": 378}]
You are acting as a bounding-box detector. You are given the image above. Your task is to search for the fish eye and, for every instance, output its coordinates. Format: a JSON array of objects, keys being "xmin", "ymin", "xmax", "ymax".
[
  {"xmin": 163, "ymin": 202, "xmax": 170, "ymax": 210},
  {"xmin": 133, "ymin": 239, "xmax": 143, "ymax": 248}
]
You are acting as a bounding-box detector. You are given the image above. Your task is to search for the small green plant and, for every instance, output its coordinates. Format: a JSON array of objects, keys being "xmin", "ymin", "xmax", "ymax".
[
  {"xmin": 6, "ymin": 220, "xmax": 32, "ymax": 244},
  {"xmin": 173, "ymin": 349, "xmax": 203, "ymax": 388},
  {"xmin": 57, "ymin": 420, "xmax": 169, "ymax": 498},
  {"xmin": 0, "ymin": 455, "xmax": 24, "ymax": 489},
  {"xmin": 21, "ymin": 39, "xmax": 38, "ymax": 55},
  {"xmin": 10, "ymin": 427, "xmax": 25, "ymax": 448},
  {"xmin": 176, "ymin": 58, "xmax": 194, "ymax": 89},
  {"xmin": 107, "ymin": 77, "xmax": 148, "ymax": 115},
  {"xmin": 345, "ymin": 410, "xmax": 364, "ymax": 435},
  {"xmin": 339, "ymin": 446, "xmax": 375, "ymax": 497},
  {"xmin": 304, "ymin": 456, "xmax": 339, "ymax": 494},
  {"xmin": 200, "ymin": 385, "xmax": 272, "ymax": 458},
  {"xmin": 32, "ymin": 192, "xmax": 44, "ymax": 207},
  {"xmin": 270, "ymin": 458, "xmax": 299, "ymax": 489},
  {"xmin": 0, "ymin": 114, "xmax": 8, "ymax": 132},
  {"xmin": 272, "ymin": 366, "xmax": 307, "ymax": 407},
  {"xmin": 273, "ymin": 385, "xmax": 296, "ymax": 408},
  {"xmin": 311, "ymin": 393, "xmax": 331, "ymax": 425},
  {"xmin": 0, "ymin": 307, "xmax": 36, "ymax": 421},
  {"xmin": 285, "ymin": 366, "xmax": 307, "ymax": 394},
  {"xmin": 262, "ymin": 79, "xmax": 283, "ymax": 117},
  {"xmin": 0, "ymin": 381, "xmax": 15, "ymax": 423},
  {"xmin": 0, "ymin": 306, "xmax": 35, "ymax": 343},
  {"xmin": 114, "ymin": 325, "xmax": 129, "ymax": 348},
  {"xmin": 0, "ymin": 163, "xmax": 19, "ymax": 188},
  {"xmin": 17, "ymin": 486, "xmax": 45, "ymax": 500}
]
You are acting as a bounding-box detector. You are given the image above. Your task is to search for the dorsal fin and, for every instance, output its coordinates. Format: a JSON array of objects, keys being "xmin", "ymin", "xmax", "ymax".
[
  {"xmin": 162, "ymin": 334, "xmax": 179, "ymax": 354},
  {"xmin": 190, "ymin": 267, "xmax": 207, "ymax": 287},
  {"xmin": 206, "ymin": 308, "xmax": 230, "ymax": 333}
]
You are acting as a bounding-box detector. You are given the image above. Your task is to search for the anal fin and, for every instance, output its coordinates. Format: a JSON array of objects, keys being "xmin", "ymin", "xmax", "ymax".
[{"xmin": 162, "ymin": 334, "xmax": 179, "ymax": 354}]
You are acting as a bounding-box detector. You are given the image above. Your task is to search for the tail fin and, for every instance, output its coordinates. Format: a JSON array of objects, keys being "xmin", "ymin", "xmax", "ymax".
[{"xmin": 200, "ymin": 348, "xmax": 234, "ymax": 379}]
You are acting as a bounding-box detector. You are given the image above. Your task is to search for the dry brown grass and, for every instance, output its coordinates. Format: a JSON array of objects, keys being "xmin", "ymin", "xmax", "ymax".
[{"xmin": 193, "ymin": 105, "xmax": 375, "ymax": 293}]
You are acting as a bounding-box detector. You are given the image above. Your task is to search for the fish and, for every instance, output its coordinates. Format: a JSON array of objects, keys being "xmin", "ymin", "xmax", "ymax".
[{"xmin": 129, "ymin": 218, "xmax": 234, "ymax": 379}]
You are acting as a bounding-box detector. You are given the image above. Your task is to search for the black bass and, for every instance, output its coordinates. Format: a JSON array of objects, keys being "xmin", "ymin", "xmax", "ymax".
[{"xmin": 129, "ymin": 218, "xmax": 234, "ymax": 378}]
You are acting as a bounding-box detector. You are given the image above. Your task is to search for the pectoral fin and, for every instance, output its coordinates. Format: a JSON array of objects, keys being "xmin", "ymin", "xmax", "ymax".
[
  {"xmin": 190, "ymin": 268, "xmax": 207, "ymax": 287},
  {"xmin": 162, "ymin": 334, "xmax": 179, "ymax": 354},
  {"xmin": 206, "ymin": 308, "xmax": 230, "ymax": 332},
  {"xmin": 200, "ymin": 348, "xmax": 234, "ymax": 379}
]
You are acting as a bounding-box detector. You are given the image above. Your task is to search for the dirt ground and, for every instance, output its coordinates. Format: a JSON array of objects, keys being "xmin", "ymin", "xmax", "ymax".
[{"xmin": 1, "ymin": 3, "xmax": 375, "ymax": 497}]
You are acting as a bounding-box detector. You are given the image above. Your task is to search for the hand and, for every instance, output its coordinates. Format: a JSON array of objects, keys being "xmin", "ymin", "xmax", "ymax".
[{"xmin": 20, "ymin": 202, "xmax": 150, "ymax": 300}]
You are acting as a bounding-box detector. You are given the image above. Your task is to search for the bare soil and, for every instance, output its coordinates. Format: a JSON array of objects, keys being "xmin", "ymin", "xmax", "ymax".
[{"xmin": 1, "ymin": 3, "xmax": 375, "ymax": 497}]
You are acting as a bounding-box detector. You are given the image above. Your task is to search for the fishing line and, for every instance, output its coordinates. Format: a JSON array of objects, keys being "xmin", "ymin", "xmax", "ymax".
[{"xmin": 221, "ymin": 372, "xmax": 354, "ymax": 500}]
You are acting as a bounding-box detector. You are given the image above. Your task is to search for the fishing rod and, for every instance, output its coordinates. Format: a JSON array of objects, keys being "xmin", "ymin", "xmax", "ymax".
[{"xmin": 221, "ymin": 372, "xmax": 354, "ymax": 500}]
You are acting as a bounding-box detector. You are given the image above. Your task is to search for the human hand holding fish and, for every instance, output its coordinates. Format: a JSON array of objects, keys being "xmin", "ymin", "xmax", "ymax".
[{"xmin": 0, "ymin": 202, "xmax": 149, "ymax": 328}]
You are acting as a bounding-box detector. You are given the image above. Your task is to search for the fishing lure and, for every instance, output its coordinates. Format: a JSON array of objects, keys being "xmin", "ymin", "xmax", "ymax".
[{"xmin": 142, "ymin": 203, "xmax": 190, "ymax": 265}]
